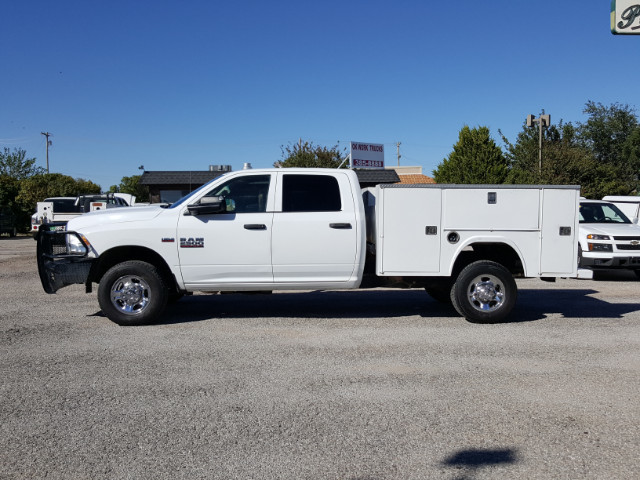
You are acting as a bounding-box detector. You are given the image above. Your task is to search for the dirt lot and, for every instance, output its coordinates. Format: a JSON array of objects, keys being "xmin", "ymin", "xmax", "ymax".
[{"xmin": 1, "ymin": 236, "xmax": 639, "ymax": 479}]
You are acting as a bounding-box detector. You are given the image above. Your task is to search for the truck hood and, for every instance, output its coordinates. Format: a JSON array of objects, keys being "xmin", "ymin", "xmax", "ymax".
[
  {"xmin": 66, "ymin": 206, "xmax": 165, "ymax": 231},
  {"xmin": 579, "ymin": 222, "xmax": 640, "ymax": 237}
]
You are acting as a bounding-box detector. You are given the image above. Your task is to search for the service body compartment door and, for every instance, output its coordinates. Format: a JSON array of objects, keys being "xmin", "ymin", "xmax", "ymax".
[
  {"xmin": 540, "ymin": 188, "xmax": 578, "ymax": 275},
  {"xmin": 442, "ymin": 188, "xmax": 540, "ymax": 230},
  {"xmin": 379, "ymin": 187, "xmax": 442, "ymax": 273}
]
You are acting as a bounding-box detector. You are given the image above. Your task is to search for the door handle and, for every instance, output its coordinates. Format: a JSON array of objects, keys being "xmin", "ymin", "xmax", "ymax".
[
  {"xmin": 329, "ymin": 223, "xmax": 352, "ymax": 229},
  {"xmin": 244, "ymin": 224, "xmax": 267, "ymax": 230}
]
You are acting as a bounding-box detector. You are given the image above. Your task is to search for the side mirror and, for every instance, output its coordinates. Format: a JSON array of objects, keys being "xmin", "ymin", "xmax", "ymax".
[{"xmin": 187, "ymin": 196, "xmax": 227, "ymax": 216}]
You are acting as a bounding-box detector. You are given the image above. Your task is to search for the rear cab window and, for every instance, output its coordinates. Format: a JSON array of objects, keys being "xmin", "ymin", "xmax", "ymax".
[{"xmin": 282, "ymin": 174, "xmax": 342, "ymax": 212}]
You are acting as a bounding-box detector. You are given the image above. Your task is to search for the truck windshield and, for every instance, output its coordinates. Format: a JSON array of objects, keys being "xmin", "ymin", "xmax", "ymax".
[
  {"xmin": 579, "ymin": 202, "xmax": 631, "ymax": 224},
  {"xmin": 48, "ymin": 199, "xmax": 78, "ymax": 212}
]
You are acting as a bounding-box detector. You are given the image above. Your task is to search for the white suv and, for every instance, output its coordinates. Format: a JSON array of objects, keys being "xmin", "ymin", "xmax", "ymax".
[{"xmin": 578, "ymin": 199, "xmax": 640, "ymax": 278}]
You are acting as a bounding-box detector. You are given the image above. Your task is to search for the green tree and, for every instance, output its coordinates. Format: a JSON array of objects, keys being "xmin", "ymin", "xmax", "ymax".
[
  {"xmin": 433, "ymin": 126, "xmax": 508, "ymax": 184},
  {"xmin": 503, "ymin": 103, "xmax": 639, "ymax": 197},
  {"xmin": 75, "ymin": 178, "xmax": 103, "ymax": 195},
  {"xmin": 578, "ymin": 101, "xmax": 638, "ymax": 164},
  {"xmin": 276, "ymin": 141, "xmax": 347, "ymax": 168},
  {"xmin": 16, "ymin": 174, "xmax": 101, "ymax": 212},
  {"xmin": 108, "ymin": 175, "xmax": 149, "ymax": 202},
  {"xmin": 0, "ymin": 147, "xmax": 44, "ymax": 179},
  {"xmin": 0, "ymin": 148, "xmax": 45, "ymax": 232},
  {"xmin": 0, "ymin": 175, "xmax": 20, "ymax": 208},
  {"xmin": 577, "ymin": 101, "xmax": 639, "ymax": 194},
  {"xmin": 620, "ymin": 126, "xmax": 640, "ymax": 194},
  {"xmin": 503, "ymin": 119, "xmax": 623, "ymax": 198},
  {"xmin": 621, "ymin": 126, "xmax": 640, "ymax": 164}
]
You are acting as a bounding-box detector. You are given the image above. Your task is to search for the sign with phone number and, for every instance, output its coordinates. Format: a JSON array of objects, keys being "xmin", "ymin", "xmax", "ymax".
[
  {"xmin": 350, "ymin": 141, "xmax": 385, "ymax": 169},
  {"xmin": 353, "ymin": 159, "xmax": 384, "ymax": 168}
]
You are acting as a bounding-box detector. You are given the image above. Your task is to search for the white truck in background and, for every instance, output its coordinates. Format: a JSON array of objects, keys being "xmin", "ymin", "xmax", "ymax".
[
  {"xmin": 31, "ymin": 197, "xmax": 76, "ymax": 233},
  {"xmin": 578, "ymin": 198, "xmax": 640, "ymax": 277},
  {"xmin": 37, "ymin": 168, "xmax": 580, "ymax": 326},
  {"xmin": 32, "ymin": 193, "xmax": 134, "ymax": 233}
]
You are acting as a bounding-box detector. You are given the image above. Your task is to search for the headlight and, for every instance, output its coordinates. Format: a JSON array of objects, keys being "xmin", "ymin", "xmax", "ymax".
[
  {"xmin": 587, "ymin": 234, "xmax": 610, "ymax": 240},
  {"xmin": 66, "ymin": 234, "xmax": 88, "ymax": 255}
]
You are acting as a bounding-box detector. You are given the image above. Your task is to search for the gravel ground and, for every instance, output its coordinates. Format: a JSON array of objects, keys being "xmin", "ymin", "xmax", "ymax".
[{"xmin": 1, "ymin": 236, "xmax": 639, "ymax": 479}]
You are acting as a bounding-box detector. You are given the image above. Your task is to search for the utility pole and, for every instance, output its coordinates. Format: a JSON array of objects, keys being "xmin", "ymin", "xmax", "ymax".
[
  {"xmin": 396, "ymin": 141, "xmax": 401, "ymax": 166},
  {"xmin": 525, "ymin": 114, "xmax": 551, "ymax": 174},
  {"xmin": 41, "ymin": 132, "xmax": 52, "ymax": 173}
]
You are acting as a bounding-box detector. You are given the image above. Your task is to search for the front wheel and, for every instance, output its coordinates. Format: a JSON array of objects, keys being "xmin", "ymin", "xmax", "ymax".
[
  {"xmin": 97, "ymin": 261, "xmax": 168, "ymax": 326},
  {"xmin": 451, "ymin": 261, "xmax": 517, "ymax": 324},
  {"xmin": 577, "ymin": 245, "xmax": 583, "ymax": 268}
]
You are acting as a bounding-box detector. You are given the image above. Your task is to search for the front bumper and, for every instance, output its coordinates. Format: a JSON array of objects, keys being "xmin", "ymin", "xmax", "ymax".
[
  {"xmin": 36, "ymin": 224, "xmax": 94, "ymax": 293},
  {"xmin": 579, "ymin": 254, "xmax": 640, "ymax": 269}
]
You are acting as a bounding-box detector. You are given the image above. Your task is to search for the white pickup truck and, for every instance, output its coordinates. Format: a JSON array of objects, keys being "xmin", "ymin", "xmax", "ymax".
[
  {"xmin": 37, "ymin": 168, "xmax": 580, "ymax": 325},
  {"xmin": 31, "ymin": 193, "xmax": 134, "ymax": 233},
  {"xmin": 31, "ymin": 197, "xmax": 77, "ymax": 233},
  {"xmin": 577, "ymin": 199, "xmax": 640, "ymax": 277}
]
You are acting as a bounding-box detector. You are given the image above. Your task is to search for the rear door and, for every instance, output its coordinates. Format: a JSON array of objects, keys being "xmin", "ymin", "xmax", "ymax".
[{"xmin": 271, "ymin": 172, "xmax": 358, "ymax": 283}]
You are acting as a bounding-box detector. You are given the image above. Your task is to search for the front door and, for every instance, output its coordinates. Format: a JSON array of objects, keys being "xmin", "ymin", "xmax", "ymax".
[{"xmin": 177, "ymin": 173, "xmax": 274, "ymax": 288}]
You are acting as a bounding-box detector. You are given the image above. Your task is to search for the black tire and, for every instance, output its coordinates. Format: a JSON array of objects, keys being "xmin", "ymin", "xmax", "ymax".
[
  {"xmin": 577, "ymin": 246, "xmax": 583, "ymax": 268},
  {"xmin": 450, "ymin": 260, "xmax": 517, "ymax": 324},
  {"xmin": 634, "ymin": 270, "xmax": 640, "ymax": 280},
  {"xmin": 97, "ymin": 260, "xmax": 168, "ymax": 326}
]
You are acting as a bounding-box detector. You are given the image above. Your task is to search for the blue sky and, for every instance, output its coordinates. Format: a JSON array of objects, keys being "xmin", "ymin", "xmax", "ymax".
[{"xmin": 1, "ymin": 1, "xmax": 638, "ymax": 190}]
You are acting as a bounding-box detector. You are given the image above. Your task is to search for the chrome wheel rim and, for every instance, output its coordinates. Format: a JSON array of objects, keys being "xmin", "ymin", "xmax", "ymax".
[
  {"xmin": 466, "ymin": 274, "xmax": 505, "ymax": 312},
  {"xmin": 110, "ymin": 275, "xmax": 151, "ymax": 315}
]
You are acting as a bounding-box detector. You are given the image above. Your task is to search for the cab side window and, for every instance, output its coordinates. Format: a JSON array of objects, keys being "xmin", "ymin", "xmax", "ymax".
[
  {"xmin": 282, "ymin": 174, "xmax": 341, "ymax": 212},
  {"xmin": 203, "ymin": 175, "xmax": 270, "ymax": 213}
]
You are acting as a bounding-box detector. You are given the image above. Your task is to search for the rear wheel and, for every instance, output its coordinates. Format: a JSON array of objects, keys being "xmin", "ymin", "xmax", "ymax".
[
  {"xmin": 451, "ymin": 260, "xmax": 517, "ymax": 323},
  {"xmin": 98, "ymin": 261, "xmax": 168, "ymax": 326}
]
